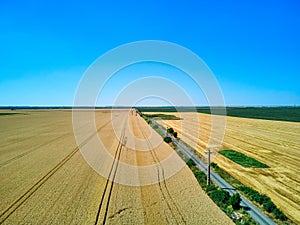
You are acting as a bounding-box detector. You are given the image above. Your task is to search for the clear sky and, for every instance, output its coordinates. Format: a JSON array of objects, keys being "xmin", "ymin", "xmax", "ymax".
[{"xmin": 0, "ymin": 0, "xmax": 299, "ymax": 106}]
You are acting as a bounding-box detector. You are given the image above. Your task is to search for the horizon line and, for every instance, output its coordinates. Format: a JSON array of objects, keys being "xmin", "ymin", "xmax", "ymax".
[{"xmin": 0, "ymin": 105, "xmax": 298, "ymax": 109}]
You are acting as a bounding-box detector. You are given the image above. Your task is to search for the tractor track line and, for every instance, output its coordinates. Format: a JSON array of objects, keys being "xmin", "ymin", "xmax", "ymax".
[
  {"xmin": 137, "ymin": 117, "xmax": 186, "ymax": 225},
  {"xmin": 94, "ymin": 122, "xmax": 126, "ymax": 225},
  {"xmin": 0, "ymin": 119, "xmax": 72, "ymax": 149},
  {"xmin": 0, "ymin": 134, "xmax": 69, "ymax": 168},
  {"xmin": 0, "ymin": 123, "xmax": 89, "ymax": 168},
  {"xmin": 0, "ymin": 119, "xmax": 112, "ymax": 225}
]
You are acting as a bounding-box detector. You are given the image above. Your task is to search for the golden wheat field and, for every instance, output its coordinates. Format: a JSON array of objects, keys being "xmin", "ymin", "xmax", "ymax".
[
  {"xmin": 0, "ymin": 110, "xmax": 232, "ymax": 225},
  {"xmin": 149, "ymin": 112, "xmax": 300, "ymax": 224}
]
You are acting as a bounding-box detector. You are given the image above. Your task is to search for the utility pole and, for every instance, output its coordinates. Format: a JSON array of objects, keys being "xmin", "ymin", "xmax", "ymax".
[{"xmin": 207, "ymin": 148, "xmax": 211, "ymax": 186}]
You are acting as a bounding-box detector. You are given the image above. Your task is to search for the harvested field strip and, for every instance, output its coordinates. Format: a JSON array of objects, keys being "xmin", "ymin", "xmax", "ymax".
[
  {"xmin": 0, "ymin": 119, "xmax": 112, "ymax": 224},
  {"xmin": 220, "ymin": 132, "xmax": 300, "ymax": 168},
  {"xmin": 136, "ymin": 117, "xmax": 186, "ymax": 225},
  {"xmin": 94, "ymin": 123, "xmax": 126, "ymax": 225},
  {"xmin": 224, "ymin": 127, "xmax": 298, "ymax": 150}
]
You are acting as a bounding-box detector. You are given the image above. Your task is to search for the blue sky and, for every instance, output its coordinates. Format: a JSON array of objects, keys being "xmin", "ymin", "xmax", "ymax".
[{"xmin": 0, "ymin": 0, "xmax": 299, "ymax": 106}]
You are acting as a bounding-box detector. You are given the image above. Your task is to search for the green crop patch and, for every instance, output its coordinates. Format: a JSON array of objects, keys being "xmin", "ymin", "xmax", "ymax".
[
  {"xmin": 219, "ymin": 150, "xmax": 269, "ymax": 168},
  {"xmin": 0, "ymin": 112, "xmax": 22, "ymax": 116},
  {"xmin": 145, "ymin": 113, "xmax": 181, "ymax": 120}
]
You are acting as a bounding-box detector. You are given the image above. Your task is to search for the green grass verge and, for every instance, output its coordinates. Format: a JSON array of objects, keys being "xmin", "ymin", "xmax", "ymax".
[
  {"xmin": 211, "ymin": 162, "xmax": 243, "ymax": 188},
  {"xmin": 210, "ymin": 163, "xmax": 293, "ymax": 225},
  {"xmin": 149, "ymin": 123, "xmax": 165, "ymax": 136},
  {"xmin": 219, "ymin": 150, "xmax": 269, "ymax": 168},
  {"xmin": 185, "ymin": 158, "xmax": 257, "ymax": 225}
]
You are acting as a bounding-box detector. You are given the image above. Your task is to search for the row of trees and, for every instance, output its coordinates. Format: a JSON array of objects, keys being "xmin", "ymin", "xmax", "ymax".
[
  {"xmin": 238, "ymin": 186, "xmax": 287, "ymax": 220},
  {"xmin": 186, "ymin": 159, "xmax": 242, "ymax": 210},
  {"xmin": 167, "ymin": 127, "xmax": 178, "ymax": 138},
  {"xmin": 163, "ymin": 127, "xmax": 179, "ymax": 144},
  {"xmin": 211, "ymin": 162, "xmax": 288, "ymax": 222}
]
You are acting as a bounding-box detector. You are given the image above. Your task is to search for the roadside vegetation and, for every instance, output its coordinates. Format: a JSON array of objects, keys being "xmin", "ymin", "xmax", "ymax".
[
  {"xmin": 167, "ymin": 127, "xmax": 178, "ymax": 139},
  {"xmin": 239, "ymin": 186, "xmax": 288, "ymax": 221},
  {"xmin": 149, "ymin": 123, "xmax": 165, "ymax": 136},
  {"xmin": 211, "ymin": 163, "xmax": 294, "ymax": 225},
  {"xmin": 186, "ymin": 158, "xmax": 257, "ymax": 225},
  {"xmin": 219, "ymin": 150, "xmax": 269, "ymax": 168},
  {"xmin": 141, "ymin": 114, "xmax": 151, "ymax": 124},
  {"xmin": 140, "ymin": 113, "xmax": 179, "ymax": 142},
  {"xmin": 163, "ymin": 136, "xmax": 172, "ymax": 143}
]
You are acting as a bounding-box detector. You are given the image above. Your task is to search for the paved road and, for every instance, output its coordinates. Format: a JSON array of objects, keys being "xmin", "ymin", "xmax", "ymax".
[{"xmin": 152, "ymin": 120, "xmax": 275, "ymax": 225}]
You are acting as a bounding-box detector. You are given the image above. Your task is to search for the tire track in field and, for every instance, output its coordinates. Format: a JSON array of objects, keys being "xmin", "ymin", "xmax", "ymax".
[
  {"xmin": 0, "ymin": 123, "xmax": 89, "ymax": 168},
  {"xmin": 0, "ymin": 119, "xmax": 112, "ymax": 225},
  {"xmin": 136, "ymin": 116, "xmax": 186, "ymax": 225},
  {"xmin": 0, "ymin": 119, "xmax": 71, "ymax": 149},
  {"xmin": 0, "ymin": 133, "xmax": 70, "ymax": 168},
  {"xmin": 224, "ymin": 126, "xmax": 299, "ymax": 150},
  {"xmin": 94, "ymin": 122, "xmax": 126, "ymax": 225}
]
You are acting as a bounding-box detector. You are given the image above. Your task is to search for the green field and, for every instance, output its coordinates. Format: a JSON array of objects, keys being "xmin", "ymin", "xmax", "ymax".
[
  {"xmin": 137, "ymin": 106, "xmax": 300, "ymax": 122},
  {"xmin": 144, "ymin": 113, "xmax": 181, "ymax": 120},
  {"xmin": 219, "ymin": 150, "xmax": 269, "ymax": 168},
  {"xmin": 0, "ymin": 112, "xmax": 23, "ymax": 116}
]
